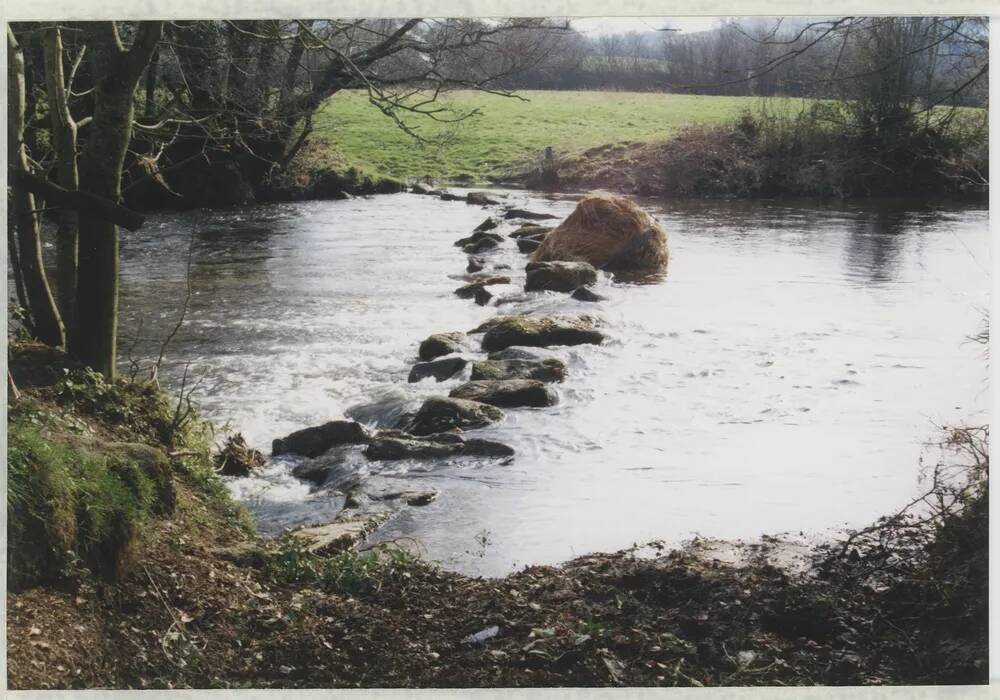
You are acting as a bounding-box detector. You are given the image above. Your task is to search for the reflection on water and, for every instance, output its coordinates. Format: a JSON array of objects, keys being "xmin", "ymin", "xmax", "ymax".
[{"xmin": 115, "ymin": 192, "xmax": 989, "ymax": 576}]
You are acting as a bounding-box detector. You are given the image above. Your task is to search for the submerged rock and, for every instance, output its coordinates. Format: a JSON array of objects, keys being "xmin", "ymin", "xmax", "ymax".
[
  {"xmin": 450, "ymin": 379, "xmax": 558, "ymax": 408},
  {"xmin": 474, "ymin": 217, "xmax": 500, "ymax": 232},
  {"xmin": 487, "ymin": 347, "xmax": 551, "ymax": 361},
  {"xmin": 571, "ymin": 286, "xmax": 606, "ymax": 302},
  {"xmin": 365, "ymin": 430, "xmax": 514, "ymax": 461},
  {"xmin": 525, "ymin": 261, "xmax": 598, "ymax": 293},
  {"xmin": 272, "ymin": 420, "xmax": 371, "ymax": 458},
  {"xmin": 467, "ymin": 192, "xmax": 500, "ymax": 206},
  {"xmin": 474, "ymin": 288, "xmax": 493, "ymax": 306},
  {"xmin": 475, "ymin": 315, "xmax": 605, "ymax": 352},
  {"xmin": 464, "ymin": 237, "xmax": 500, "ymax": 255},
  {"xmin": 454, "ymin": 230, "xmax": 503, "ymax": 248},
  {"xmin": 470, "ymin": 358, "xmax": 566, "ymax": 383},
  {"xmin": 454, "ymin": 276, "xmax": 511, "ymax": 299},
  {"xmin": 517, "ymin": 236, "xmax": 544, "ymax": 254},
  {"xmin": 405, "ymin": 396, "xmax": 505, "ymax": 436},
  {"xmin": 418, "ymin": 332, "xmax": 465, "ymax": 361},
  {"xmin": 509, "ymin": 224, "xmax": 553, "ymax": 239},
  {"xmin": 408, "ymin": 356, "xmax": 468, "ymax": 383},
  {"xmin": 505, "ymin": 208, "xmax": 558, "ymax": 220}
]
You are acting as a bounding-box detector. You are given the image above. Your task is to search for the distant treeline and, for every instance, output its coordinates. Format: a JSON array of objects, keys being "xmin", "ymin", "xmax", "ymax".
[{"xmin": 500, "ymin": 17, "xmax": 988, "ymax": 107}]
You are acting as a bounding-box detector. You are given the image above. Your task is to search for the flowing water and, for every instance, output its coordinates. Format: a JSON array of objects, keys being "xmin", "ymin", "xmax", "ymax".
[{"xmin": 113, "ymin": 190, "xmax": 989, "ymax": 576}]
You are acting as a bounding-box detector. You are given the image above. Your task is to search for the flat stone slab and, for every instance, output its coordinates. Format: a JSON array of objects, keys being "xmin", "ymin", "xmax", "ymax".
[
  {"xmin": 292, "ymin": 512, "xmax": 389, "ymax": 554},
  {"xmin": 474, "ymin": 315, "xmax": 605, "ymax": 352},
  {"xmin": 450, "ymin": 379, "xmax": 558, "ymax": 408}
]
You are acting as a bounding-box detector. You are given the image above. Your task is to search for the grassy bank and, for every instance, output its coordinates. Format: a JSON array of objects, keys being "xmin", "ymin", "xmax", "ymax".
[
  {"xmin": 308, "ymin": 90, "xmax": 810, "ymax": 183},
  {"xmin": 7, "ymin": 341, "xmax": 987, "ymax": 688}
]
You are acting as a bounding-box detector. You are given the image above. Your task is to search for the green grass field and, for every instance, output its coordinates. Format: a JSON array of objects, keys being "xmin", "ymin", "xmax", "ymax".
[{"xmin": 309, "ymin": 90, "xmax": 811, "ymax": 183}]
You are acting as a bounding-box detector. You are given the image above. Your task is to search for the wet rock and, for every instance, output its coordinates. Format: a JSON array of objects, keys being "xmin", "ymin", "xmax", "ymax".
[
  {"xmin": 571, "ymin": 286, "xmax": 606, "ymax": 302},
  {"xmin": 504, "ymin": 208, "xmax": 558, "ymax": 220},
  {"xmin": 454, "ymin": 231, "xmax": 503, "ymax": 248},
  {"xmin": 450, "ymin": 379, "xmax": 558, "ymax": 408},
  {"xmin": 455, "ymin": 276, "xmax": 511, "ymax": 299},
  {"xmin": 365, "ymin": 430, "xmax": 513, "ymax": 460},
  {"xmin": 470, "ymin": 358, "xmax": 566, "ymax": 383},
  {"xmin": 525, "ymin": 261, "xmax": 598, "ymax": 293},
  {"xmin": 475, "ymin": 315, "xmax": 605, "ymax": 352},
  {"xmin": 487, "ymin": 347, "xmax": 550, "ymax": 361},
  {"xmin": 510, "ymin": 224, "xmax": 553, "ymax": 239},
  {"xmin": 358, "ymin": 483, "xmax": 440, "ymax": 506},
  {"xmin": 346, "ymin": 391, "xmax": 420, "ymax": 429},
  {"xmin": 474, "ymin": 288, "xmax": 493, "ymax": 306},
  {"xmin": 404, "ymin": 396, "xmax": 505, "ymax": 436},
  {"xmin": 291, "ymin": 512, "xmax": 388, "ymax": 554},
  {"xmin": 214, "ymin": 433, "xmax": 266, "ymax": 476},
  {"xmin": 467, "ymin": 192, "xmax": 500, "ymax": 206},
  {"xmin": 419, "ymin": 332, "xmax": 465, "ymax": 361},
  {"xmin": 517, "ymin": 236, "xmax": 544, "ymax": 254},
  {"xmin": 410, "ymin": 183, "xmax": 430, "ymax": 195},
  {"xmin": 464, "ymin": 237, "xmax": 500, "ymax": 255},
  {"xmin": 408, "ymin": 356, "xmax": 468, "ymax": 383},
  {"xmin": 467, "ymin": 256, "xmax": 485, "ymax": 273},
  {"xmin": 439, "ymin": 191, "xmax": 463, "ymax": 201},
  {"xmin": 474, "ymin": 217, "xmax": 500, "ymax": 232},
  {"xmin": 272, "ymin": 420, "xmax": 371, "ymax": 458}
]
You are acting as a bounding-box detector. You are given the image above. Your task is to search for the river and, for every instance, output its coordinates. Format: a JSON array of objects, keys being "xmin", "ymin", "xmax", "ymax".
[{"xmin": 113, "ymin": 190, "xmax": 989, "ymax": 576}]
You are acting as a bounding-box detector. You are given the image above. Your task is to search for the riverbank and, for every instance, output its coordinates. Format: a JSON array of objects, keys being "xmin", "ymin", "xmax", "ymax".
[{"xmin": 6, "ymin": 340, "xmax": 988, "ymax": 688}]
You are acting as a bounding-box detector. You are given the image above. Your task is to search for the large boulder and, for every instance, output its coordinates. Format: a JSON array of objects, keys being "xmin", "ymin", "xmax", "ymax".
[
  {"xmin": 418, "ymin": 332, "xmax": 465, "ymax": 361},
  {"xmin": 525, "ymin": 261, "xmax": 598, "ymax": 293},
  {"xmin": 475, "ymin": 315, "xmax": 605, "ymax": 352},
  {"xmin": 365, "ymin": 430, "xmax": 514, "ymax": 461},
  {"xmin": 530, "ymin": 194, "xmax": 668, "ymax": 272},
  {"xmin": 405, "ymin": 396, "xmax": 505, "ymax": 436},
  {"xmin": 408, "ymin": 356, "xmax": 467, "ymax": 383},
  {"xmin": 471, "ymin": 358, "xmax": 566, "ymax": 383},
  {"xmin": 272, "ymin": 421, "xmax": 371, "ymax": 458},
  {"xmin": 450, "ymin": 379, "xmax": 558, "ymax": 408}
]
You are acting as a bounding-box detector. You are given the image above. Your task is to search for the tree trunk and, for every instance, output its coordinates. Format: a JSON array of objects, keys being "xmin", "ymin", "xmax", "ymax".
[
  {"xmin": 72, "ymin": 21, "xmax": 162, "ymax": 379},
  {"xmin": 43, "ymin": 25, "xmax": 80, "ymax": 331},
  {"xmin": 7, "ymin": 27, "xmax": 65, "ymax": 348}
]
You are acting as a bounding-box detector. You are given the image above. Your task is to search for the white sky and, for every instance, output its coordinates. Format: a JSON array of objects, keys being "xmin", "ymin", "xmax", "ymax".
[{"xmin": 571, "ymin": 16, "xmax": 722, "ymax": 35}]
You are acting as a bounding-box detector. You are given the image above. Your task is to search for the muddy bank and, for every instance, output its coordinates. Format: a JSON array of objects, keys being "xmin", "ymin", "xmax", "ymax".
[{"xmin": 507, "ymin": 116, "xmax": 989, "ymax": 201}]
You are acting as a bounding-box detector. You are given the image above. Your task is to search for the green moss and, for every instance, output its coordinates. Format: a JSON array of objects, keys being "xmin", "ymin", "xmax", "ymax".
[
  {"xmin": 470, "ymin": 361, "xmax": 504, "ymax": 380},
  {"xmin": 7, "ymin": 418, "xmax": 168, "ymax": 588}
]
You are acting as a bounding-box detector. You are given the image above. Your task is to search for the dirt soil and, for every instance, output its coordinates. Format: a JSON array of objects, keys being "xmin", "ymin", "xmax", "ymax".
[{"xmin": 6, "ymin": 343, "xmax": 987, "ymax": 689}]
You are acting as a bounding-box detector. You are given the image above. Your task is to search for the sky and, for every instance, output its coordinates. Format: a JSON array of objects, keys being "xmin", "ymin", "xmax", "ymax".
[{"xmin": 570, "ymin": 16, "xmax": 722, "ymax": 35}]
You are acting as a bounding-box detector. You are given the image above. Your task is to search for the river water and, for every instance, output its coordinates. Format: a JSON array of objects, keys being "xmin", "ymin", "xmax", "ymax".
[{"xmin": 114, "ymin": 190, "xmax": 989, "ymax": 576}]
